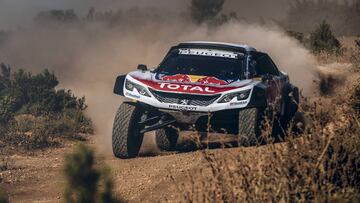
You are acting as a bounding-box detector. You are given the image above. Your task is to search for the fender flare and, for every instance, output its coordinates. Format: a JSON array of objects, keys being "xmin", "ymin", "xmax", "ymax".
[
  {"xmin": 282, "ymin": 83, "xmax": 300, "ymax": 105},
  {"xmin": 114, "ymin": 74, "xmax": 127, "ymax": 96},
  {"xmin": 280, "ymin": 83, "xmax": 300, "ymax": 124}
]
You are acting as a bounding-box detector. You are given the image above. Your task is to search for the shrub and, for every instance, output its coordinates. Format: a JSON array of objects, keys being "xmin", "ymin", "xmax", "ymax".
[
  {"xmin": 34, "ymin": 9, "xmax": 78, "ymax": 25},
  {"xmin": 0, "ymin": 66, "xmax": 87, "ymax": 116},
  {"xmin": 310, "ymin": 20, "xmax": 342, "ymax": 54},
  {"xmin": 190, "ymin": 0, "xmax": 225, "ymax": 24},
  {"xmin": 0, "ymin": 157, "xmax": 14, "ymax": 172},
  {"xmin": 0, "ymin": 65, "xmax": 93, "ymax": 149},
  {"xmin": 0, "ymin": 64, "xmax": 11, "ymax": 91},
  {"xmin": 351, "ymin": 37, "xmax": 360, "ymax": 68},
  {"xmin": 286, "ymin": 30, "xmax": 305, "ymax": 44},
  {"xmin": 351, "ymin": 79, "xmax": 360, "ymax": 114},
  {"xmin": 0, "ymin": 95, "xmax": 16, "ymax": 124},
  {"xmin": 6, "ymin": 116, "xmax": 55, "ymax": 149},
  {"xmin": 0, "ymin": 188, "xmax": 8, "ymax": 203},
  {"xmin": 4, "ymin": 111, "xmax": 92, "ymax": 150},
  {"xmin": 318, "ymin": 73, "xmax": 343, "ymax": 96},
  {"xmin": 64, "ymin": 144, "xmax": 122, "ymax": 203}
]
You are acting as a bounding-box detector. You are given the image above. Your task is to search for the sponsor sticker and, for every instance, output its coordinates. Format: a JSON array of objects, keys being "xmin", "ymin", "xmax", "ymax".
[
  {"xmin": 160, "ymin": 83, "xmax": 216, "ymax": 93},
  {"xmin": 230, "ymin": 101, "xmax": 248, "ymax": 106},
  {"xmin": 179, "ymin": 48, "xmax": 238, "ymax": 59},
  {"xmin": 131, "ymin": 77, "xmax": 240, "ymax": 95},
  {"xmin": 168, "ymin": 104, "xmax": 197, "ymax": 111}
]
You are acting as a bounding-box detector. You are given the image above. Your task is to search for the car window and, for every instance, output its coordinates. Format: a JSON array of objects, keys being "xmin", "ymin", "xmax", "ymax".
[
  {"xmin": 250, "ymin": 53, "xmax": 280, "ymax": 76},
  {"xmin": 157, "ymin": 49, "xmax": 246, "ymax": 80}
]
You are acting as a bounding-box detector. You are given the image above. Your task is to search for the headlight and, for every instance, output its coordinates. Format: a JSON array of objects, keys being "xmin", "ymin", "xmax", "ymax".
[
  {"xmin": 125, "ymin": 79, "xmax": 151, "ymax": 97},
  {"xmin": 218, "ymin": 89, "xmax": 251, "ymax": 103}
]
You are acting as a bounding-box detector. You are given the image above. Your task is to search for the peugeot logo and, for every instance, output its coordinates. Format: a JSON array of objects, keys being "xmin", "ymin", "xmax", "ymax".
[{"xmin": 179, "ymin": 99, "xmax": 190, "ymax": 105}]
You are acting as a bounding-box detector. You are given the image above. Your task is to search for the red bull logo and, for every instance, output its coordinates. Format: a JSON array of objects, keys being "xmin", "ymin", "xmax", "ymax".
[
  {"xmin": 161, "ymin": 74, "xmax": 191, "ymax": 83},
  {"xmin": 161, "ymin": 74, "xmax": 228, "ymax": 85},
  {"xmin": 196, "ymin": 76, "xmax": 228, "ymax": 85}
]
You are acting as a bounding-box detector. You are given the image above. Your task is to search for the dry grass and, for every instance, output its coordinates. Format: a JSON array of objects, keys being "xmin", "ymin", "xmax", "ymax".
[
  {"xmin": 0, "ymin": 157, "xmax": 14, "ymax": 172},
  {"xmin": 168, "ymin": 68, "xmax": 360, "ymax": 202},
  {"xmin": 315, "ymin": 37, "xmax": 360, "ymax": 70},
  {"xmin": 317, "ymin": 73, "xmax": 344, "ymax": 96},
  {"xmin": 1, "ymin": 110, "xmax": 92, "ymax": 151},
  {"xmin": 0, "ymin": 187, "xmax": 8, "ymax": 203}
]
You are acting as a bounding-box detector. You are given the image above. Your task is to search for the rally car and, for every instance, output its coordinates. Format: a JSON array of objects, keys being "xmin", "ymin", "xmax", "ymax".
[{"xmin": 112, "ymin": 41, "xmax": 300, "ymax": 159}]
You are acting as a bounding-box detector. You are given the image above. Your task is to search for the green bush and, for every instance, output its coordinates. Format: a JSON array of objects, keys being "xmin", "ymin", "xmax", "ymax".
[
  {"xmin": 6, "ymin": 116, "xmax": 55, "ymax": 149},
  {"xmin": 0, "ymin": 64, "xmax": 93, "ymax": 149},
  {"xmin": 0, "ymin": 95, "xmax": 16, "ymax": 124},
  {"xmin": 310, "ymin": 20, "xmax": 342, "ymax": 54},
  {"xmin": 64, "ymin": 144, "xmax": 122, "ymax": 203},
  {"xmin": 4, "ymin": 110, "xmax": 93, "ymax": 150},
  {"xmin": 0, "ymin": 65, "xmax": 87, "ymax": 116}
]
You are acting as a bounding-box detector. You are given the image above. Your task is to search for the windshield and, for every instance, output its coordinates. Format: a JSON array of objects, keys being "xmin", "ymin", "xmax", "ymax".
[{"xmin": 156, "ymin": 49, "xmax": 246, "ymax": 81}]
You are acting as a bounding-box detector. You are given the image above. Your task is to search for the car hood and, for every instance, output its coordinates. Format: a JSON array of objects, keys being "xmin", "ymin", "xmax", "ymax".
[
  {"xmin": 127, "ymin": 70, "xmax": 259, "ymax": 95},
  {"xmin": 128, "ymin": 70, "xmax": 254, "ymax": 88}
]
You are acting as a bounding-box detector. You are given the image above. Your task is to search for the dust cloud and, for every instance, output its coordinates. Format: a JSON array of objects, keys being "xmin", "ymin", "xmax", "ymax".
[{"xmin": 0, "ymin": 10, "xmax": 316, "ymax": 155}]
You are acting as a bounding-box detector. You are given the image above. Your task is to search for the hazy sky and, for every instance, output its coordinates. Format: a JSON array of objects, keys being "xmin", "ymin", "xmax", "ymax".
[
  {"xmin": 0, "ymin": 0, "xmax": 294, "ymax": 29},
  {"xmin": 0, "ymin": 0, "xmax": 186, "ymax": 28},
  {"xmin": 0, "ymin": 0, "xmax": 353, "ymax": 29}
]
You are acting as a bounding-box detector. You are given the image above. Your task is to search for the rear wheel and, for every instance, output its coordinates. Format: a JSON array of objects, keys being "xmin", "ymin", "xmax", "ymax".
[
  {"xmin": 278, "ymin": 84, "xmax": 300, "ymax": 136},
  {"xmin": 155, "ymin": 127, "xmax": 179, "ymax": 151},
  {"xmin": 291, "ymin": 112, "xmax": 306, "ymax": 135},
  {"xmin": 112, "ymin": 102, "xmax": 144, "ymax": 159}
]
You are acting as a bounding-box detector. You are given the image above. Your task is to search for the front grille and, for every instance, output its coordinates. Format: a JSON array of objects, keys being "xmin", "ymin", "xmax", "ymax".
[{"xmin": 149, "ymin": 89, "xmax": 221, "ymax": 106}]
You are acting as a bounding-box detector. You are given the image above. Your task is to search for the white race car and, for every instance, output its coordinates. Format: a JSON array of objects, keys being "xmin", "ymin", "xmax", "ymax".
[{"xmin": 112, "ymin": 41, "xmax": 300, "ymax": 159}]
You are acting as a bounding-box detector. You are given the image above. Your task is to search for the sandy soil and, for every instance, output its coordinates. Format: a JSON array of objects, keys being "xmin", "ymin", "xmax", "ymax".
[{"xmin": 1, "ymin": 133, "xmax": 275, "ymax": 203}]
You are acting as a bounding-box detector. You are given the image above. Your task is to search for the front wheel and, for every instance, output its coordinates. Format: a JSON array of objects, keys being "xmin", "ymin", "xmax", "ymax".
[
  {"xmin": 238, "ymin": 108, "xmax": 262, "ymax": 146},
  {"xmin": 112, "ymin": 102, "xmax": 144, "ymax": 159},
  {"xmin": 155, "ymin": 127, "xmax": 179, "ymax": 151}
]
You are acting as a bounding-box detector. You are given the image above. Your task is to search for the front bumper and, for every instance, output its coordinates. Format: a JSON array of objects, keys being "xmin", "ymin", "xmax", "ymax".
[{"xmin": 123, "ymin": 76, "xmax": 259, "ymax": 113}]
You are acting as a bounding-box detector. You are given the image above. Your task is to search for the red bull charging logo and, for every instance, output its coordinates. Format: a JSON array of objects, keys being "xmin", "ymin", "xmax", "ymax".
[{"xmin": 161, "ymin": 74, "xmax": 228, "ymax": 85}]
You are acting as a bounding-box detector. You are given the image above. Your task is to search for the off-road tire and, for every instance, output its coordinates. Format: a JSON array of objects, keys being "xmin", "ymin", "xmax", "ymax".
[
  {"xmin": 281, "ymin": 84, "xmax": 300, "ymax": 126},
  {"xmin": 155, "ymin": 127, "xmax": 179, "ymax": 151},
  {"xmin": 277, "ymin": 84, "xmax": 300, "ymax": 137},
  {"xmin": 291, "ymin": 112, "xmax": 306, "ymax": 135},
  {"xmin": 238, "ymin": 108, "xmax": 261, "ymax": 146},
  {"xmin": 112, "ymin": 102, "xmax": 144, "ymax": 159}
]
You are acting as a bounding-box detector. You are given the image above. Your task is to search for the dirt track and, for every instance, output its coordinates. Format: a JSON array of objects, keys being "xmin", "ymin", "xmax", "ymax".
[
  {"xmin": 1, "ymin": 133, "xmax": 276, "ymax": 203},
  {"xmin": 0, "ymin": 134, "xmax": 207, "ymax": 202}
]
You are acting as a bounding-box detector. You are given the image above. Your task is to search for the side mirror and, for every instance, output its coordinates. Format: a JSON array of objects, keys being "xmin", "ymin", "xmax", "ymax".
[
  {"xmin": 137, "ymin": 64, "xmax": 148, "ymax": 71},
  {"xmin": 262, "ymin": 74, "xmax": 273, "ymax": 82}
]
